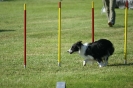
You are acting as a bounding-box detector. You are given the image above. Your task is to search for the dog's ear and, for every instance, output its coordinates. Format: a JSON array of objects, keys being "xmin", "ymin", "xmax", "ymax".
[
  {"xmin": 78, "ymin": 41, "xmax": 82, "ymax": 43},
  {"xmin": 77, "ymin": 41, "xmax": 82, "ymax": 49},
  {"xmin": 77, "ymin": 41, "xmax": 82, "ymax": 44}
]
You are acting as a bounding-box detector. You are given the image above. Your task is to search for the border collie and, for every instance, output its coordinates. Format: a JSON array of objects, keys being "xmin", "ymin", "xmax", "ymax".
[{"xmin": 67, "ymin": 39, "xmax": 114, "ymax": 67}]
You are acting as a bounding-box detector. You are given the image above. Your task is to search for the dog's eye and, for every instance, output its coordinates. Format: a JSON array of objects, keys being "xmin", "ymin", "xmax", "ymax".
[{"xmin": 71, "ymin": 46, "xmax": 75, "ymax": 49}]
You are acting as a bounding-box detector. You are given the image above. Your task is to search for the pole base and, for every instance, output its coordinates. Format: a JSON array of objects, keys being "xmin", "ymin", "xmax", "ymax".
[
  {"xmin": 24, "ymin": 65, "xmax": 26, "ymax": 68},
  {"xmin": 58, "ymin": 63, "xmax": 61, "ymax": 67},
  {"xmin": 124, "ymin": 60, "xmax": 127, "ymax": 64}
]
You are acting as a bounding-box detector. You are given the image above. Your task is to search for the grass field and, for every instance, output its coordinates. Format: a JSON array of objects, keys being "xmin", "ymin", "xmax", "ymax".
[{"xmin": 0, "ymin": 0, "xmax": 133, "ymax": 88}]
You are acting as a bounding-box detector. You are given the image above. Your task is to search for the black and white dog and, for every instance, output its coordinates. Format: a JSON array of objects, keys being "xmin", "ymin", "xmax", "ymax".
[{"xmin": 67, "ymin": 39, "xmax": 114, "ymax": 67}]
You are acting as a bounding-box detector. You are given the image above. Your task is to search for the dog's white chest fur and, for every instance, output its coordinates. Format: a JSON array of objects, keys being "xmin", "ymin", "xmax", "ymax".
[
  {"xmin": 79, "ymin": 43, "xmax": 94, "ymax": 61},
  {"xmin": 79, "ymin": 43, "xmax": 88, "ymax": 58}
]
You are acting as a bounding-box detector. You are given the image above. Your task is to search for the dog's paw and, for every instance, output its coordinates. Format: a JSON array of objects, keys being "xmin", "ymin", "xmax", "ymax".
[
  {"xmin": 83, "ymin": 61, "xmax": 86, "ymax": 66},
  {"xmin": 99, "ymin": 65, "xmax": 104, "ymax": 67},
  {"xmin": 98, "ymin": 62, "xmax": 105, "ymax": 67}
]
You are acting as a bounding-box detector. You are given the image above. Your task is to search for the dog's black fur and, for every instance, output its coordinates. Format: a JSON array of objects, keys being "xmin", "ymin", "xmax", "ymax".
[{"xmin": 85, "ymin": 39, "xmax": 114, "ymax": 62}]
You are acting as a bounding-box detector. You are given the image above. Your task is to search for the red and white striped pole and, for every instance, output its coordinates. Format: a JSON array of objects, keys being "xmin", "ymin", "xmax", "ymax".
[
  {"xmin": 24, "ymin": 4, "xmax": 26, "ymax": 68},
  {"xmin": 124, "ymin": 0, "xmax": 128, "ymax": 64},
  {"xmin": 92, "ymin": 1, "xmax": 94, "ymax": 42}
]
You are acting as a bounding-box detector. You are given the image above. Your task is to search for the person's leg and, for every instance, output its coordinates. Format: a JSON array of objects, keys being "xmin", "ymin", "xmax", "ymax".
[
  {"xmin": 103, "ymin": 0, "xmax": 110, "ymax": 22},
  {"xmin": 110, "ymin": 0, "xmax": 116, "ymax": 25}
]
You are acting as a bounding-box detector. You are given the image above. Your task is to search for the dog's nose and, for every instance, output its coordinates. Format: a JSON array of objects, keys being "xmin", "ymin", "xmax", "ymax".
[
  {"xmin": 67, "ymin": 49, "xmax": 72, "ymax": 54},
  {"xmin": 67, "ymin": 49, "xmax": 70, "ymax": 52},
  {"xmin": 67, "ymin": 50, "xmax": 71, "ymax": 53}
]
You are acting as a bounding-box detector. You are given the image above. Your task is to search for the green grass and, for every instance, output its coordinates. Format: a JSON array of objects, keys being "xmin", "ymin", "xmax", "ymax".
[{"xmin": 0, "ymin": 0, "xmax": 133, "ymax": 88}]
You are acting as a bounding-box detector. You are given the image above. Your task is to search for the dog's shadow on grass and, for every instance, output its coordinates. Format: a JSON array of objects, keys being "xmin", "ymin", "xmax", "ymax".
[
  {"xmin": 108, "ymin": 63, "xmax": 133, "ymax": 67},
  {"xmin": 0, "ymin": 30, "xmax": 15, "ymax": 32}
]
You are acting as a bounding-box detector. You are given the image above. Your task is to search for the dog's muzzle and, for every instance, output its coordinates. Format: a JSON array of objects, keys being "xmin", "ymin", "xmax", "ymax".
[{"xmin": 67, "ymin": 49, "xmax": 73, "ymax": 54}]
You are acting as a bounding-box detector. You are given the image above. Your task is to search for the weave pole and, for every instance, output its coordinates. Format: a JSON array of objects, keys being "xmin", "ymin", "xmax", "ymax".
[
  {"xmin": 124, "ymin": 0, "xmax": 128, "ymax": 64},
  {"xmin": 24, "ymin": 4, "xmax": 26, "ymax": 68},
  {"xmin": 58, "ymin": 1, "xmax": 61, "ymax": 66},
  {"xmin": 92, "ymin": 1, "xmax": 94, "ymax": 42}
]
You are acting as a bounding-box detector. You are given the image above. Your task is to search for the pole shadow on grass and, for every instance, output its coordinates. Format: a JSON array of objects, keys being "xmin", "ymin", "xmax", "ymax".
[
  {"xmin": 108, "ymin": 63, "xmax": 133, "ymax": 66},
  {"xmin": 0, "ymin": 29, "xmax": 15, "ymax": 32}
]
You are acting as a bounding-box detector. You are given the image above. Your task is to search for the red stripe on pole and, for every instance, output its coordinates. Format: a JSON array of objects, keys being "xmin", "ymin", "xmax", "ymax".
[
  {"xmin": 24, "ymin": 4, "xmax": 26, "ymax": 68},
  {"xmin": 58, "ymin": 2, "xmax": 61, "ymax": 8},
  {"xmin": 92, "ymin": 8, "xmax": 94, "ymax": 42},
  {"xmin": 125, "ymin": 0, "xmax": 128, "ymax": 8}
]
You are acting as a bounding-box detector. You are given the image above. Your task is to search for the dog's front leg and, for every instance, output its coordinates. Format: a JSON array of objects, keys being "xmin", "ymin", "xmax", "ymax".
[
  {"xmin": 83, "ymin": 59, "xmax": 88, "ymax": 66},
  {"xmin": 83, "ymin": 55, "xmax": 94, "ymax": 66},
  {"xmin": 83, "ymin": 58, "xmax": 89, "ymax": 66},
  {"xmin": 83, "ymin": 61, "xmax": 86, "ymax": 66}
]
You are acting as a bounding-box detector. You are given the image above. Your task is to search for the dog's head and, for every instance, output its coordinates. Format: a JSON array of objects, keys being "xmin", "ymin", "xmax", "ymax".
[{"xmin": 67, "ymin": 41, "xmax": 82, "ymax": 54}]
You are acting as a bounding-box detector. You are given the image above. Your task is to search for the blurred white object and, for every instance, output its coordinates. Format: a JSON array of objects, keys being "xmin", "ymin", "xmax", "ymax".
[{"xmin": 101, "ymin": 6, "xmax": 106, "ymax": 14}]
